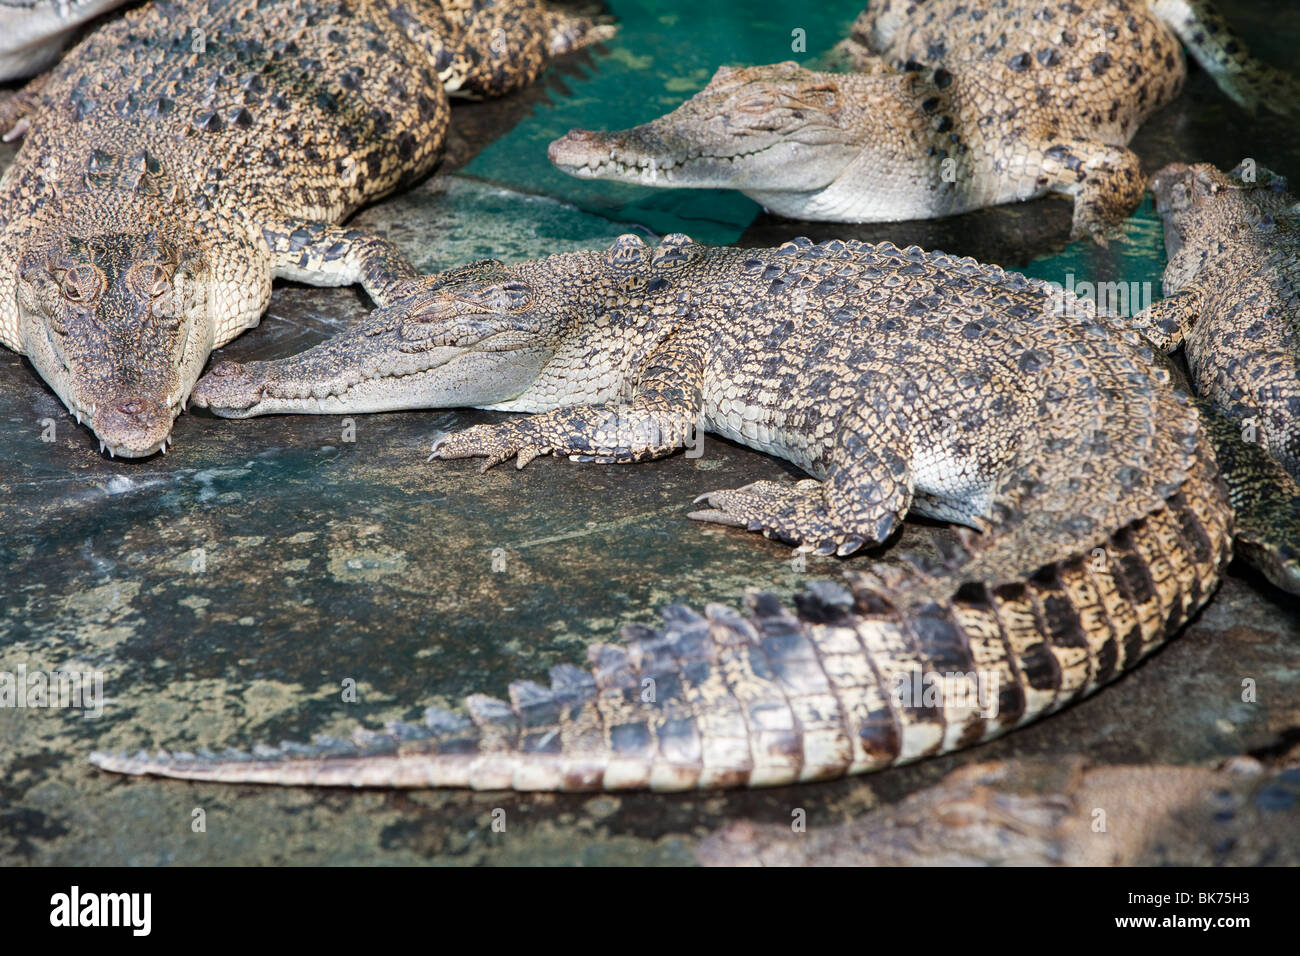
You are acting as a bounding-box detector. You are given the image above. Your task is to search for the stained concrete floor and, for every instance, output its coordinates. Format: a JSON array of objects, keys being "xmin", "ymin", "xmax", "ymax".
[{"xmin": 1, "ymin": 0, "xmax": 1298, "ymax": 865}]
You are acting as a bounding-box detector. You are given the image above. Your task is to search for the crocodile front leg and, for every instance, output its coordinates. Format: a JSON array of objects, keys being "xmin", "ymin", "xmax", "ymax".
[
  {"xmin": 690, "ymin": 404, "xmax": 915, "ymax": 555},
  {"xmin": 261, "ymin": 219, "xmax": 421, "ymax": 307},
  {"xmin": 1033, "ymin": 138, "xmax": 1146, "ymax": 240},
  {"xmin": 430, "ymin": 344, "xmax": 705, "ymax": 470}
]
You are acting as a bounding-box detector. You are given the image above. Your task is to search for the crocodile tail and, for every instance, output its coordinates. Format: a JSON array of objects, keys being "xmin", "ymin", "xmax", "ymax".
[
  {"xmin": 89, "ymin": 455, "xmax": 1231, "ymax": 792},
  {"xmin": 1150, "ymin": 0, "xmax": 1300, "ymax": 116}
]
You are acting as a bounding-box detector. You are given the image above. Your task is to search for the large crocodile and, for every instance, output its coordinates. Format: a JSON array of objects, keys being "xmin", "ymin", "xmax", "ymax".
[
  {"xmin": 1137, "ymin": 161, "xmax": 1299, "ymax": 481},
  {"xmin": 0, "ymin": 0, "xmax": 127, "ymax": 80},
  {"xmin": 91, "ymin": 234, "xmax": 1300, "ymax": 790},
  {"xmin": 0, "ymin": 0, "xmax": 612, "ymax": 457},
  {"xmin": 549, "ymin": 0, "xmax": 1299, "ymax": 237}
]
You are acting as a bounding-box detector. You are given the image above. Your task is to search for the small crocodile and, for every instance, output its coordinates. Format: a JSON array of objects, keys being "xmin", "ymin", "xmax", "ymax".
[
  {"xmin": 91, "ymin": 234, "xmax": 1300, "ymax": 790},
  {"xmin": 0, "ymin": 0, "xmax": 611, "ymax": 456},
  {"xmin": 549, "ymin": 0, "xmax": 1299, "ymax": 236},
  {"xmin": 0, "ymin": 0, "xmax": 127, "ymax": 81},
  {"xmin": 1137, "ymin": 161, "xmax": 1299, "ymax": 481}
]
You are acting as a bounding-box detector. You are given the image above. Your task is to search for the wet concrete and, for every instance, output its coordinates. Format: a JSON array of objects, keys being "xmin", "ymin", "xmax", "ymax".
[{"xmin": 1, "ymin": 0, "xmax": 1298, "ymax": 865}]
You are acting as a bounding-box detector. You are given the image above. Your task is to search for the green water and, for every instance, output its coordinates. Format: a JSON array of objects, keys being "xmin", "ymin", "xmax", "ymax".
[{"xmin": 465, "ymin": 0, "xmax": 863, "ymax": 242}]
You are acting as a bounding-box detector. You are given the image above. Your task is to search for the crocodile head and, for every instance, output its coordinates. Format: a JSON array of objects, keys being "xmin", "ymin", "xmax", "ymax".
[
  {"xmin": 1149, "ymin": 162, "xmax": 1295, "ymax": 291},
  {"xmin": 192, "ymin": 260, "xmax": 556, "ymax": 418},
  {"xmin": 549, "ymin": 62, "xmax": 862, "ymax": 195},
  {"xmin": 16, "ymin": 227, "xmax": 210, "ymax": 457}
]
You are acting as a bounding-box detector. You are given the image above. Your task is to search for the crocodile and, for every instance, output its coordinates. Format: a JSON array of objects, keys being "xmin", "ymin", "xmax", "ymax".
[
  {"xmin": 91, "ymin": 233, "xmax": 1300, "ymax": 790},
  {"xmin": 0, "ymin": 0, "xmax": 127, "ymax": 81},
  {"xmin": 0, "ymin": 0, "xmax": 612, "ymax": 457},
  {"xmin": 1136, "ymin": 161, "xmax": 1300, "ymax": 481},
  {"xmin": 548, "ymin": 0, "xmax": 1300, "ymax": 237}
]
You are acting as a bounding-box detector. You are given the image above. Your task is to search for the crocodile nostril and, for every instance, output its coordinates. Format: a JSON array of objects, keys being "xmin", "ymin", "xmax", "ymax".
[{"xmin": 103, "ymin": 395, "xmax": 166, "ymax": 425}]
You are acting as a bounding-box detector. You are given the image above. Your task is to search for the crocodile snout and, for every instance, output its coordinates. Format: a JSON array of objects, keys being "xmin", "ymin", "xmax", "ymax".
[
  {"xmin": 549, "ymin": 125, "xmax": 691, "ymax": 183},
  {"xmin": 190, "ymin": 360, "xmax": 264, "ymax": 413},
  {"xmin": 548, "ymin": 128, "xmax": 614, "ymax": 168},
  {"xmin": 92, "ymin": 394, "xmax": 174, "ymax": 457}
]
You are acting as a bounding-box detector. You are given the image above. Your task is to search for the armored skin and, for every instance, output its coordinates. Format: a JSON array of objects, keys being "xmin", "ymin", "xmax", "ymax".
[
  {"xmin": 549, "ymin": 0, "xmax": 1299, "ymax": 236},
  {"xmin": 0, "ymin": 0, "xmax": 612, "ymax": 456},
  {"xmin": 91, "ymin": 234, "xmax": 1300, "ymax": 791},
  {"xmin": 1138, "ymin": 162, "xmax": 1300, "ymax": 482}
]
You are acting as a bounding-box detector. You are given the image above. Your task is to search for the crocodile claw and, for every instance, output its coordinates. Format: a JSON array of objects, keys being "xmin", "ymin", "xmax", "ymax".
[
  {"xmin": 688, "ymin": 479, "xmax": 891, "ymax": 555},
  {"xmin": 428, "ymin": 421, "xmax": 549, "ymax": 472}
]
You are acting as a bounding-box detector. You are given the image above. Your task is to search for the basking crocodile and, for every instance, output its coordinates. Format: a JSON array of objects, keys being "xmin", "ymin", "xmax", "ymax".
[
  {"xmin": 91, "ymin": 234, "xmax": 1300, "ymax": 790},
  {"xmin": 549, "ymin": 0, "xmax": 1299, "ymax": 237},
  {"xmin": 0, "ymin": 0, "xmax": 612, "ymax": 457},
  {"xmin": 1137, "ymin": 161, "xmax": 1299, "ymax": 481},
  {"xmin": 0, "ymin": 0, "xmax": 127, "ymax": 80}
]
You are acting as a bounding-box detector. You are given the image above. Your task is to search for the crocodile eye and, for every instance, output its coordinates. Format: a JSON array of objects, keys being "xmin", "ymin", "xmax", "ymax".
[
  {"xmin": 60, "ymin": 264, "xmax": 102, "ymax": 302},
  {"xmin": 735, "ymin": 93, "xmax": 776, "ymax": 114},
  {"xmin": 496, "ymin": 281, "xmax": 531, "ymax": 312},
  {"xmin": 465, "ymin": 281, "xmax": 531, "ymax": 313},
  {"xmin": 128, "ymin": 262, "xmax": 171, "ymax": 299}
]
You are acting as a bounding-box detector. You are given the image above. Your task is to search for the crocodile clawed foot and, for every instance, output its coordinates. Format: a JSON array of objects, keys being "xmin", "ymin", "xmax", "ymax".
[
  {"xmin": 688, "ymin": 478, "xmax": 877, "ymax": 556},
  {"xmin": 428, "ymin": 420, "xmax": 550, "ymax": 472}
]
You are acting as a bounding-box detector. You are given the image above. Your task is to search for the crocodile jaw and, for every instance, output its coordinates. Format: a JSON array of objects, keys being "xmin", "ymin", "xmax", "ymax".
[
  {"xmin": 192, "ymin": 345, "xmax": 553, "ymax": 418},
  {"xmin": 548, "ymin": 64, "xmax": 861, "ymax": 195},
  {"xmin": 550, "ymin": 125, "xmax": 857, "ymax": 194}
]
